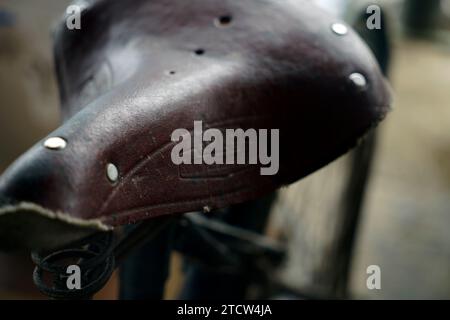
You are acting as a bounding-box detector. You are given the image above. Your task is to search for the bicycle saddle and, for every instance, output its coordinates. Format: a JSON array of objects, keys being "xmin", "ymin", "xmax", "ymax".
[{"xmin": 0, "ymin": 0, "xmax": 391, "ymax": 251}]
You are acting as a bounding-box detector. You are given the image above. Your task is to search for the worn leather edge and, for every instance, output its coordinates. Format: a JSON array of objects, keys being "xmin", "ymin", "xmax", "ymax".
[{"xmin": 0, "ymin": 202, "xmax": 110, "ymax": 251}]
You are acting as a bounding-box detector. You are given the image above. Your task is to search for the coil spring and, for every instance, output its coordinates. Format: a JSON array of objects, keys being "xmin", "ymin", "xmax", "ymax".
[{"xmin": 31, "ymin": 232, "xmax": 115, "ymax": 300}]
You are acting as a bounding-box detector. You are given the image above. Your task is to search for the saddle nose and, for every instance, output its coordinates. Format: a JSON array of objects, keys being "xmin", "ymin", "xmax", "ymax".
[
  {"xmin": 0, "ymin": 142, "xmax": 109, "ymax": 251},
  {"xmin": 0, "ymin": 146, "xmax": 59, "ymax": 207}
]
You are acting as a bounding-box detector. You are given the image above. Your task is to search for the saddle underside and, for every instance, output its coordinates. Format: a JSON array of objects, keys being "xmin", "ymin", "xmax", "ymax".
[{"xmin": 0, "ymin": 0, "xmax": 391, "ymax": 251}]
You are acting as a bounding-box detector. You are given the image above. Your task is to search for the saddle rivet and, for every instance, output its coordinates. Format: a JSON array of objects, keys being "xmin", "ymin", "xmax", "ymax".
[
  {"xmin": 106, "ymin": 163, "xmax": 119, "ymax": 183},
  {"xmin": 43, "ymin": 137, "xmax": 67, "ymax": 150},
  {"xmin": 349, "ymin": 72, "xmax": 367, "ymax": 88},
  {"xmin": 331, "ymin": 23, "xmax": 348, "ymax": 35}
]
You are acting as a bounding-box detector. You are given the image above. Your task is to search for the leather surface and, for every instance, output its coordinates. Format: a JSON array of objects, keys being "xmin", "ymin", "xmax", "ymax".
[{"xmin": 0, "ymin": 0, "xmax": 390, "ymax": 233}]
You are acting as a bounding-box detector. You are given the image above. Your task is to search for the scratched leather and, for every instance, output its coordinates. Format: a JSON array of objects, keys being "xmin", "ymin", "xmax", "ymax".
[{"xmin": 0, "ymin": 0, "xmax": 391, "ymax": 228}]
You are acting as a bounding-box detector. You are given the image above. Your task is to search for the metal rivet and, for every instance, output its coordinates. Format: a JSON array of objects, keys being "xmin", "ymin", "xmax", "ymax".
[
  {"xmin": 349, "ymin": 72, "xmax": 367, "ymax": 88},
  {"xmin": 331, "ymin": 23, "xmax": 348, "ymax": 35},
  {"xmin": 203, "ymin": 206, "xmax": 211, "ymax": 213},
  {"xmin": 43, "ymin": 137, "xmax": 67, "ymax": 150},
  {"xmin": 107, "ymin": 163, "xmax": 119, "ymax": 183}
]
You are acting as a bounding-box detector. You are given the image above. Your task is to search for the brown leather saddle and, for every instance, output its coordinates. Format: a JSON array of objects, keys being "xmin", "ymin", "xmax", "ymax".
[{"xmin": 0, "ymin": 0, "xmax": 391, "ymax": 251}]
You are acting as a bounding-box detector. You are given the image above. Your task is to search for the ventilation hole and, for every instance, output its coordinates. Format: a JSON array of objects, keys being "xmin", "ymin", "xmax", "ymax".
[
  {"xmin": 194, "ymin": 49, "xmax": 205, "ymax": 55},
  {"xmin": 215, "ymin": 15, "xmax": 232, "ymax": 27},
  {"xmin": 168, "ymin": 70, "xmax": 176, "ymax": 75}
]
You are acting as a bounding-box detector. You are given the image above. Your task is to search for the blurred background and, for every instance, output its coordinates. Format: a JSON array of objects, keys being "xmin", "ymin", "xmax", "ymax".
[{"xmin": 0, "ymin": 0, "xmax": 449, "ymax": 299}]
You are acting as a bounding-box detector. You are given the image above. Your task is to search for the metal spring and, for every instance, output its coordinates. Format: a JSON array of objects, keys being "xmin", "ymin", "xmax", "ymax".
[{"xmin": 31, "ymin": 232, "xmax": 115, "ymax": 300}]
